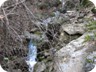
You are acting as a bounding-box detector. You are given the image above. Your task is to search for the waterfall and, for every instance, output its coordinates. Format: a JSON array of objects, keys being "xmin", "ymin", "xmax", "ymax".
[
  {"xmin": 59, "ymin": 0, "xmax": 67, "ymax": 13},
  {"xmin": 26, "ymin": 39, "xmax": 37, "ymax": 72},
  {"xmin": 60, "ymin": 0, "xmax": 65, "ymax": 10}
]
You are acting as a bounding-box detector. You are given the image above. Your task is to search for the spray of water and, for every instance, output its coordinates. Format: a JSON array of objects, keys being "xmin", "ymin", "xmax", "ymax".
[{"xmin": 26, "ymin": 39, "xmax": 37, "ymax": 72}]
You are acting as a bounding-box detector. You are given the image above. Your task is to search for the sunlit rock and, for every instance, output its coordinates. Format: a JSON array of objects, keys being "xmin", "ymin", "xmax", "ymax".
[
  {"xmin": 54, "ymin": 33, "xmax": 96, "ymax": 72},
  {"xmin": 62, "ymin": 23, "xmax": 86, "ymax": 35}
]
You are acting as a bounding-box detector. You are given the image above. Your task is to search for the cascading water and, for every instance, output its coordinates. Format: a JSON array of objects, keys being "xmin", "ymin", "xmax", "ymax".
[
  {"xmin": 26, "ymin": 39, "xmax": 37, "ymax": 72},
  {"xmin": 60, "ymin": 0, "xmax": 65, "ymax": 9}
]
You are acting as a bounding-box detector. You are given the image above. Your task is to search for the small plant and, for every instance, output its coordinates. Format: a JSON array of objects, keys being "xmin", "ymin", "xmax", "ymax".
[
  {"xmin": 84, "ymin": 21, "xmax": 96, "ymax": 42},
  {"xmin": 86, "ymin": 21, "xmax": 96, "ymax": 31},
  {"xmin": 84, "ymin": 35, "xmax": 91, "ymax": 42},
  {"xmin": 86, "ymin": 59, "xmax": 93, "ymax": 63}
]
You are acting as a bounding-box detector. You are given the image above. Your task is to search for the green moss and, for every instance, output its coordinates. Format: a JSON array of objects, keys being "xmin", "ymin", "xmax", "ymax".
[
  {"xmin": 84, "ymin": 35, "xmax": 91, "ymax": 42},
  {"xmin": 50, "ymin": 13, "xmax": 55, "ymax": 17},
  {"xmin": 94, "ymin": 56, "xmax": 96, "ymax": 58},
  {"xmin": 86, "ymin": 59, "xmax": 93, "ymax": 63},
  {"xmin": 84, "ymin": 21, "xmax": 96, "ymax": 42},
  {"xmin": 86, "ymin": 21, "xmax": 96, "ymax": 31}
]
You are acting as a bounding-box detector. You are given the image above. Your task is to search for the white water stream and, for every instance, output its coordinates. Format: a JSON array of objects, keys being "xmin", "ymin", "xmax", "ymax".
[
  {"xmin": 26, "ymin": 40, "xmax": 37, "ymax": 72},
  {"xmin": 60, "ymin": 0, "xmax": 65, "ymax": 9}
]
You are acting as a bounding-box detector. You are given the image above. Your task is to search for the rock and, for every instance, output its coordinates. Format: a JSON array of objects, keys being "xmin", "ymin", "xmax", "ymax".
[
  {"xmin": 62, "ymin": 23, "xmax": 86, "ymax": 35},
  {"xmin": 66, "ymin": 10, "xmax": 77, "ymax": 18},
  {"xmin": 89, "ymin": 65, "xmax": 96, "ymax": 72},
  {"xmin": 84, "ymin": 63, "xmax": 95, "ymax": 71},
  {"xmin": 59, "ymin": 32, "xmax": 69, "ymax": 42},
  {"xmin": 24, "ymin": 31, "xmax": 41, "ymax": 40},
  {"xmin": 59, "ymin": 31, "xmax": 81, "ymax": 44},
  {"xmin": 8, "ymin": 69, "xmax": 22, "ymax": 72},
  {"xmin": 54, "ymin": 33, "xmax": 96, "ymax": 72},
  {"xmin": 34, "ymin": 62, "xmax": 46, "ymax": 72},
  {"xmin": 84, "ymin": 52, "xmax": 96, "ymax": 72}
]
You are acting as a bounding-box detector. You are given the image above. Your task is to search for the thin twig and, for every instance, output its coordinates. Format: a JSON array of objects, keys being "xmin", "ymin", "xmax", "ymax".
[{"xmin": 4, "ymin": 0, "xmax": 25, "ymax": 9}]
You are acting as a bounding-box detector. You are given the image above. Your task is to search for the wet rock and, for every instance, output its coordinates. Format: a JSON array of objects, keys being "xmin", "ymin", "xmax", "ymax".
[
  {"xmin": 62, "ymin": 23, "xmax": 86, "ymax": 35},
  {"xmin": 54, "ymin": 33, "xmax": 96, "ymax": 72}
]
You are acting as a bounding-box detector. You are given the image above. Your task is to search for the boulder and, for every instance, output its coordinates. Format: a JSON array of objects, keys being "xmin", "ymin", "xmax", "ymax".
[
  {"xmin": 54, "ymin": 33, "xmax": 96, "ymax": 72},
  {"xmin": 34, "ymin": 62, "xmax": 46, "ymax": 72},
  {"xmin": 62, "ymin": 23, "xmax": 86, "ymax": 35},
  {"xmin": 85, "ymin": 52, "xmax": 96, "ymax": 72}
]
